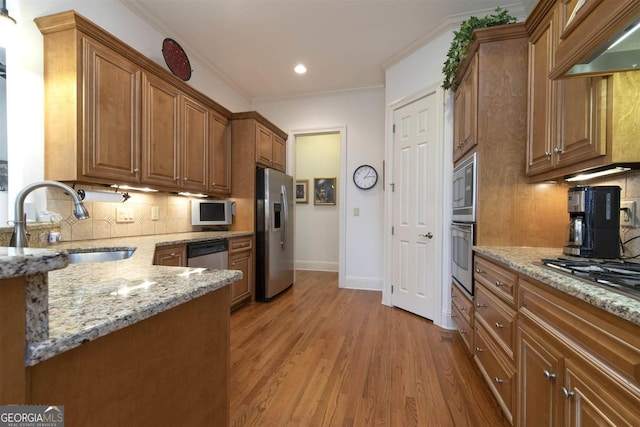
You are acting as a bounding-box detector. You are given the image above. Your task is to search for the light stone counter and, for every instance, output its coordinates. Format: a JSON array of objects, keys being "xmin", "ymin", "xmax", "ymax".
[
  {"xmin": 474, "ymin": 246, "xmax": 640, "ymax": 326},
  {"xmin": 0, "ymin": 231, "xmax": 251, "ymax": 366}
]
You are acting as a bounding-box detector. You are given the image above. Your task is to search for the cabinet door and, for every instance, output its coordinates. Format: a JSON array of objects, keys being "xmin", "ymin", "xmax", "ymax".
[
  {"xmin": 141, "ymin": 73, "xmax": 180, "ymax": 188},
  {"xmin": 526, "ymin": 11, "xmax": 555, "ymax": 176},
  {"xmin": 209, "ymin": 111, "xmax": 231, "ymax": 195},
  {"xmin": 181, "ymin": 96, "xmax": 209, "ymax": 193},
  {"xmin": 453, "ymin": 53, "xmax": 477, "ymax": 163},
  {"xmin": 256, "ymin": 123, "xmax": 273, "ymax": 167},
  {"xmin": 555, "ymin": 77, "xmax": 608, "ymax": 168},
  {"xmin": 563, "ymin": 357, "xmax": 640, "ymax": 427},
  {"xmin": 229, "ymin": 250, "xmax": 252, "ymax": 308},
  {"xmin": 83, "ymin": 38, "xmax": 141, "ymax": 182},
  {"xmin": 153, "ymin": 244, "xmax": 187, "ymax": 266},
  {"xmin": 272, "ymin": 133, "xmax": 286, "ymax": 172},
  {"xmin": 518, "ymin": 324, "xmax": 563, "ymax": 427}
]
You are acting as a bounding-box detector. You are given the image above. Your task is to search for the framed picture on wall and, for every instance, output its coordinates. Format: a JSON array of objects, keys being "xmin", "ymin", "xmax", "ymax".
[
  {"xmin": 314, "ymin": 177, "xmax": 336, "ymax": 205},
  {"xmin": 296, "ymin": 180, "xmax": 309, "ymax": 204}
]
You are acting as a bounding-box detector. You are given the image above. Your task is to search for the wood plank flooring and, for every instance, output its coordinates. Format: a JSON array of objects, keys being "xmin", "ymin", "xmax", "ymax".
[{"xmin": 230, "ymin": 270, "xmax": 510, "ymax": 427}]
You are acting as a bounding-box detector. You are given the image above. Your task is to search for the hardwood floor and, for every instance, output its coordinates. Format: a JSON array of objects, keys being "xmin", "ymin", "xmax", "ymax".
[{"xmin": 230, "ymin": 270, "xmax": 510, "ymax": 427}]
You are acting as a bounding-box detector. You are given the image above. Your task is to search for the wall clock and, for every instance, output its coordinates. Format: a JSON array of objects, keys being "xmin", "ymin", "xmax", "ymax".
[
  {"xmin": 353, "ymin": 165, "xmax": 378, "ymax": 190},
  {"xmin": 162, "ymin": 38, "xmax": 192, "ymax": 81}
]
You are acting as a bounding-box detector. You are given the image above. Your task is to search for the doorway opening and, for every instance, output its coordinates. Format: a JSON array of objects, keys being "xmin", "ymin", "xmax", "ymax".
[{"xmin": 290, "ymin": 127, "xmax": 347, "ymax": 287}]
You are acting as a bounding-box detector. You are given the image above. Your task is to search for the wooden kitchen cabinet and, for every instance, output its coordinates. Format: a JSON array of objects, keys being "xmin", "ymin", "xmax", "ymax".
[
  {"xmin": 153, "ymin": 243, "xmax": 187, "ymax": 267},
  {"xmin": 518, "ymin": 277, "xmax": 640, "ymax": 427},
  {"xmin": 228, "ymin": 236, "xmax": 254, "ymax": 310},
  {"xmin": 525, "ymin": 0, "xmax": 640, "ymax": 182},
  {"xmin": 451, "ymin": 283, "xmax": 473, "ymax": 354},
  {"xmin": 36, "ymin": 11, "xmax": 234, "ymax": 195},
  {"xmin": 37, "ymin": 26, "xmax": 142, "ymax": 185},
  {"xmin": 209, "ymin": 110, "xmax": 232, "ymax": 196},
  {"xmin": 142, "ymin": 72, "xmax": 210, "ymax": 193},
  {"xmin": 230, "ymin": 112, "xmax": 288, "ymax": 233},
  {"xmin": 255, "ymin": 121, "xmax": 287, "ymax": 171},
  {"xmin": 473, "ymin": 254, "xmax": 519, "ymax": 424},
  {"xmin": 452, "ymin": 53, "xmax": 478, "ymax": 163}
]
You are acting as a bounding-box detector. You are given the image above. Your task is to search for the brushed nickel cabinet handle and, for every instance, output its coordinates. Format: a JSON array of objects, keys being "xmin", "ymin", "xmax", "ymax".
[
  {"xmin": 475, "ymin": 347, "xmax": 484, "ymax": 353},
  {"xmin": 554, "ymin": 147, "xmax": 563, "ymax": 154},
  {"xmin": 543, "ymin": 370, "xmax": 557, "ymax": 380},
  {"xmin": 475, "ymin": 268, "xmax": 485, "ymax": 274},
  {"xmin": 494, "ymin": 322, "xmax": 504, "ymax": 329},
  {"xmin": 562, "ymin": 387, "xmax": 575, "ymax": 398},
  {"xmin": 476, "ymin": 303, "xmax": 486, "ymax": 308},
  {"xmin": 494, "ymin": 377, "xmax": 505, "ymax": 384},
  {"xmin": 495, "ymin": 280, "xmax": 504, "ymax": 287}
]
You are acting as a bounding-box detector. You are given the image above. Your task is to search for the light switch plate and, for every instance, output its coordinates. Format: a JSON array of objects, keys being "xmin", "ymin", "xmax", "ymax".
[
  {"xmin": 116, "ymin": 207, "xmax": 135, "ymax": 223},
  {"xmin": 151, "ymin": 206, "xmax": 160, "ymax": 221}
]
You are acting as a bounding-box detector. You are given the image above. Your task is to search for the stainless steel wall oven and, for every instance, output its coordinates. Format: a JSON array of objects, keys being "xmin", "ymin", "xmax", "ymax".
[
  {"xmin": 451, "ymin": 222, "xmax": 474, "ymax": 297},
  {"xmin": 451, "ymin": 152, "xmax": 477, "ymax": 297}
]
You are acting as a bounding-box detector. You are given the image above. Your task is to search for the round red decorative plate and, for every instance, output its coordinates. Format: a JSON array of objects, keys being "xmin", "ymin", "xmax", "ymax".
[{"xmin": 162, "ymin": 38, "xmax": 192, "ymax": 81}]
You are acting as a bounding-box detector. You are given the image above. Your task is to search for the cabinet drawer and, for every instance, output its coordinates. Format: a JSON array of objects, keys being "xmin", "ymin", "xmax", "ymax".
[
  {"xmin": 452, "ymin": 302, "xmax": 473, "ymax": 354},
  {"xmin": 229, "ymin": 236, "xmax": 252, "ymax": 253},
  {"xmin": 475, "ymin": 322, "xmax": 515, "ymax": 423},
  {"xmin": 451, "ymin": 283, "xmax": 473, "ymax": 326},
  {"xmin": 474, "ymin": 255, "xmax": 518, "ymax": 306},
  {"xmin": 475, "ymin": 283, "xmax": 516, "ymax": 360}
]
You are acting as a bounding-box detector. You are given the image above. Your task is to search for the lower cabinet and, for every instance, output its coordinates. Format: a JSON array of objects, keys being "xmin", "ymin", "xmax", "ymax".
[
  {"xmin": 228, "ymin": 236, "xmax": 254, "ymax": 310},
  {"xmin": 451, "ymin": 283, "xmax": 474, "ymax": 353},
  {"xmin": 153, "ymin": 243, "xmax": 187, "ymax": 267},
  {"xmin": 518, "ymin": 278, "xmax": 640, "ymax": 427}
]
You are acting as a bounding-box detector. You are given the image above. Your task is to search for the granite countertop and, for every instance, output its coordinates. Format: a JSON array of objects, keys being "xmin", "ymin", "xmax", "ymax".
[
  {"xmin": 474, "ymin": 246, "xmax": 640, "ymax": 326},
  {"xmin": 0, "ymin": 231, "xmax": 252, "ymax": 366}
]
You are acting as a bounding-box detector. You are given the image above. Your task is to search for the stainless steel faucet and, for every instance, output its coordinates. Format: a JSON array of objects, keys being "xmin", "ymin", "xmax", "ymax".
[{"xmin": 10, "ymin": 180, "xmax": 90, "ymax": 248}]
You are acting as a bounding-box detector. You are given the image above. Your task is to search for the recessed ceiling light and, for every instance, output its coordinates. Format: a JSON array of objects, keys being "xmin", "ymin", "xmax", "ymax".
[{"xmin": 294, "ymin": 64, "xmax": 307, "ymax": 74}]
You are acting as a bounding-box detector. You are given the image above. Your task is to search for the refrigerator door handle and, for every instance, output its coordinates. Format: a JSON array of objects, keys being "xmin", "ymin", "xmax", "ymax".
[{"xmin": 281, "ymin": 184, "xmax": 288, "ymax": 248}]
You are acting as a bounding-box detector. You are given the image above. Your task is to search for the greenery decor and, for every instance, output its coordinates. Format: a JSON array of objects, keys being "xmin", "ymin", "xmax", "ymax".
[{"xmin": 442, "ymin": 7, "xmax": 517, "ymax": 91}]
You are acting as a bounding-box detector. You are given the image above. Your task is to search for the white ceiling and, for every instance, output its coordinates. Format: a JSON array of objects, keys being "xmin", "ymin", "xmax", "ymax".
[{"xmin": 121, "ymin": 1, "xmax": 529, "ymax": 102}]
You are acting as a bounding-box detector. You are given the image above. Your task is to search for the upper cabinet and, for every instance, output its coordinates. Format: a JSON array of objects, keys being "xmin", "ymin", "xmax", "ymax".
[
  {"xmin": 35, "ymin": 10, "xmax": 233, "ymax": 196},
  {"xmin": 452, "ymin": 53, "xmax": 478, "ymax": 163},
  {"xmin": 525, "ymin": 0, "xmax": 640, "ymax": 182},
  {"xmin": 255, "ymin": 121, "xmax": 287, "ymax": 171}
]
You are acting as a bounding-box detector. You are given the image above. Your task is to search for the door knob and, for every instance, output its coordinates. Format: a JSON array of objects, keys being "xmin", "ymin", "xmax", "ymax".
[{"xmin": 418, "ymin": 232, "xmax": 434, "ymax": 239}]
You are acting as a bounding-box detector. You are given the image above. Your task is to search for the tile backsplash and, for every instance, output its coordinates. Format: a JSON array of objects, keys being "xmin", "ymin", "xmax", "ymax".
[{"xmin": 46, "ymin": 185, "xmax": 197, "ymax": 242}]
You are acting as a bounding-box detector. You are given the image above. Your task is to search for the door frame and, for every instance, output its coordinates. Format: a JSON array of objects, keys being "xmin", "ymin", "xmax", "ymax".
[
  {"xmin": 287, "ymin": 126, "xmax": 347, "ymax": 288},
  {"xmin": 383, "ymin": 83, "xmax": 453, "ymax": 328}
]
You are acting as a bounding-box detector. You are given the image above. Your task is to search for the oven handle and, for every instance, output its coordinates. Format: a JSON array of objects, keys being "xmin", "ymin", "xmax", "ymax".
[{"xmin": 451, "ymin": 222, "xmax": 473, "ymax": 233}]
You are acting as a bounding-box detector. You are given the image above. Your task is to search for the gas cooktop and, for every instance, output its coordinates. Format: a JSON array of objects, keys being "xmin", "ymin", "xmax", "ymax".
[{"xmin": 541, "ymin": 258, "xmax": 640, "ymax": 300}]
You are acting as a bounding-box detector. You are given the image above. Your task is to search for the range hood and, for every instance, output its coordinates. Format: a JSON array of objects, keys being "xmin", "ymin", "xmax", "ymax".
[{"xmin": 565, "ymin": 14, "xmax": 640, "ymax": 76}]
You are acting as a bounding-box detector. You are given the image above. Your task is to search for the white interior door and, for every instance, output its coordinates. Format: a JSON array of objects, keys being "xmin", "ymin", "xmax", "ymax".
[{"xmin": 392, "ymin": 92, "xmax": 440, "ymax": 320}]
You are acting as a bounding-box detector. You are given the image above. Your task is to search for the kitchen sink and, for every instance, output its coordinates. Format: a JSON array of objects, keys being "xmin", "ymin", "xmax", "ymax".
[{"xmin": 67, "ymin": 247, "xmax": 136, "ymax": 264}]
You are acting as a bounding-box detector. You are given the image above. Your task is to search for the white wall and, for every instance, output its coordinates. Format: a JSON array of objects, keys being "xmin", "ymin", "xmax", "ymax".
[
  {"xmin": 384, "ymin": 30, "xmax": 455, "ymax": 328},
  {"xmin": 295, "ymin": 133, "xmax": 341, "ymax": 271},
  {"xmin": 254, "ymin": 88, "xmax": 385, "ymax": 290},
  {"xmin": 3, "ymin": 0, "xmax": 250, "ymax": 222}
]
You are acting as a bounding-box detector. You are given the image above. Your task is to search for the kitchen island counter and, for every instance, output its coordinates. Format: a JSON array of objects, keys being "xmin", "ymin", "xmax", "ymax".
[
  {"xmin": 1, "ymin": 231, "xmax": 251, "ymax": 366},
  {"xmin": 474, "ymin": 246, "xmax": 640, "ymax": 326}
]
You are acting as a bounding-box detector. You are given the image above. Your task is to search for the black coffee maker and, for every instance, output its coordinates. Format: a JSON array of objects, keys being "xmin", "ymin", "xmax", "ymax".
[{"xmin": 563, "ymin": 186, "xmax": 621, "ymax": 259}]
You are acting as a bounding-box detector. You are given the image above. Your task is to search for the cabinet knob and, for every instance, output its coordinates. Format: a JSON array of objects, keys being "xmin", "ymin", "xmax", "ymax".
[
  {"xmin": 561, "ymin": 387, "xmax": 575, "ymax": 399},
  {"xmin": 458, "ymin": 306, "xmax": 466, "ymax": 312},
  {"xmin": 495, "ymin": 280, "xmax": 504, "ymax": 287},
  {"xmin": 494, "ymin": 377, "xmax": 505, "ymax": 384},
  {"xmin": 459, "ymin": 329, "xmax": 467, "ymax": 334},
  {"xmin": 170, "ymin": 252, "xmax": 177, "ymax": 257},
  {"xmin": 544, "ymin": 151, "xmax": 551, "ymax": 158},
  {"xmin": 475, "ymin": 347, "xmax": 484, "ymax": 353},
  {"xmin": 543, "ymin": 370, "xmax": 557, "ymax": 380},
  {"xmin": 475, "ymin": 268, "xmax": 484, "ymax": 274},
  {"xmin": 133, "ymin": 168, "xmax": 139, "ymax": 173},
  {"xmin": 211, "ymin": 182, "xmax": 216, "ymax": 186},
  {"xmin": 174, "ymin": 176, "xmax": 179, "ymax": 181},
  {"xmin": 476, "ymin": 303, "xmax": 486, "ymax": 308},
  {"xmin": 183, "ymin": 177, "xmax": 188, "ymax": 181},
  {"xmin": 554, "ymin": 147, "xmax": 563, "ymax": 154},
  {"xmin": 494, "ymin": 322, "xmax": 504, "ymax": 329}
]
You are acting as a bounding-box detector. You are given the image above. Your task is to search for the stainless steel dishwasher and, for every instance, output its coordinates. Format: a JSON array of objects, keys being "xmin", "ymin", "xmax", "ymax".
[{"xmin": 187, "ymin": 240, "xmax": 228, "ymax": 269}]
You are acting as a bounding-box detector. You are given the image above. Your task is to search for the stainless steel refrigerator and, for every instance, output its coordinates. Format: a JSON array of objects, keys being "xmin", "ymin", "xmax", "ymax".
[{"xmin": 256, "ymin": 167, "xmax": 294, "ymax": 300}]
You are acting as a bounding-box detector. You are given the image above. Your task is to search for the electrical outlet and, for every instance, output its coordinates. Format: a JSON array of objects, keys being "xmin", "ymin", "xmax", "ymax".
[
  {"xmin": 620, "ymin": 201, "xmax": 636, "ymax": 227},
  {"xmin": 353, "ymin": 207, "xmax": 360, "ymax": 216},
  {"xmin": 116, "ymin": 207, "xmax": 135, "ymax": 223},
  {"xmin": 151, "ymin": 206, "xmax": 160, "ymax": 221}
]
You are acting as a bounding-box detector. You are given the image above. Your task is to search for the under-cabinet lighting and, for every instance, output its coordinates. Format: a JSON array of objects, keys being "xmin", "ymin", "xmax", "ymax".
[
  {"xmin": 565, "ymin": 167, "xmax": 631, "ymax": 182},
  {"xmin": 608, "ymin": 22, "xmax": 640, "ymax": 51},
  {"xmin": 110, "ymin": 185, "xmax": 158, "ymax": 193},
  {"xmin": 177, "ymin": 192, "xmax": 208, "ymax": 198}
]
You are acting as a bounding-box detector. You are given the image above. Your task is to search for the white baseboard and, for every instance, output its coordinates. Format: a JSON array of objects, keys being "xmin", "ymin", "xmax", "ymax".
[
  {"xmin": 295, "ymin": 260, "xmax": 338, "ymax": 272},
  {"xmin": 343, "ymin": 276, "xmax": 383, "ymax": 291}
]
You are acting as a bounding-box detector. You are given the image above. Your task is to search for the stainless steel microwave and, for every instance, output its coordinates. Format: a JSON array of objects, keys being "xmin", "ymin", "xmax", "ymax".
[
  {"xmin": 191, "ymin": 199, "xmax": 235, "ymax": 226},
  {"xmin": 452, "ymin": 152, "xmax": 477, "ymax": 223}
]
